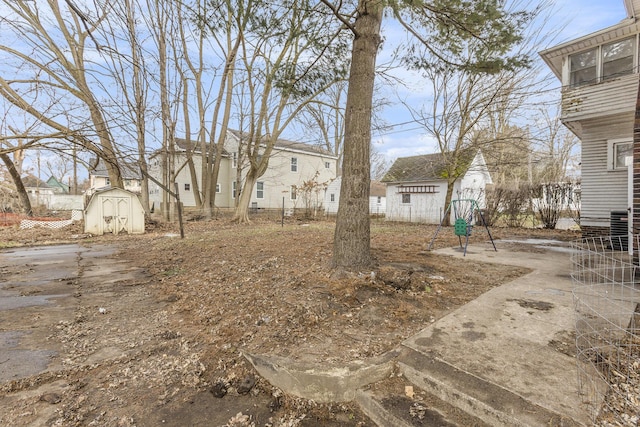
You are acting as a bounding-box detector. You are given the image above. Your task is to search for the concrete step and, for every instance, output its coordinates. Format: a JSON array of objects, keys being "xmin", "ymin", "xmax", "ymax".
[
  {"xmin": 356, "ymin": 374, "xmax": 489, "ymax": 427},
  {"xmin": 396, "ymin": 346, "xmax": 582, "ymax": 427}
]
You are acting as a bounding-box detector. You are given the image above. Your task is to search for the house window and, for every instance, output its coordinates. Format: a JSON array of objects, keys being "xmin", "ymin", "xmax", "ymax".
[
  {"xmin": 325, "ymin": 162, "xmax": 331, "ymax": 169},
  {"xmin": 105, "ymin": 177, "xmax": 110, "ymax": 186},
  {"xmin": 256, "ymin": 182, "xmax": 264, "ymax": 199},
  {"xmin": 184, "ymin": 183, "xmax": 191, "ymax": 191},
  {"xmin": 602, "ymin": 38, "xmax": 635, "ymax": 81},
  {"xmin": 608, "ymin": 139, "xmax": 633, "ymax": 170},
  {"xmin": 330, "ymin": 193, "xmax": 335, "ymax": 202},
  {"xmin": 569, "ymin": 37, "xmax": 636, "ymax": 87},
  {"xmin": 216, "ymin": 183, "xmax": 221, "ymax": 193},
  {"xmin": 232, "ymin": 152, "xmax": 238, "ymax": 168},
  {"xmin": 377, "ymin": 196, "xmax": 382, "ymax": 204},
  {"xmin": 402, "ymin": 194, "xmax": 411, "ymax": 204},
  {"xmin": 291, "ymin": 157, "xmax": 298, "ymax": 172},
  {"xmin": 232, "ymin": 181, "xmax": 237, "ymax": 198},
  {"xmin": 290, "ymin": 185, "xmax": 297, "ymax": 200},
  {"xmin": 569, "ymin": 48, "xmax": 597, "ymax": 87}
]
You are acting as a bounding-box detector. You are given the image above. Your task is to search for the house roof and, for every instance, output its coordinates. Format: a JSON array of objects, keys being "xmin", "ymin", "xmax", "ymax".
[
  {"xmin": 539, "ymin": 1, "xmax": 637, "ymax": 79},
  {"xmin": 174, "ymin": 138, "xmax": 230, "ymax": 156},
  {"xmin": 227, "ymin": 129, "xmax": 336, "ymax": 158},
  {"xmin": 90, "ymin": 159, "xmax": 142, "ymax": 180},
  {"xmin": 625, "ymin": 0, "xmax": 640, "ymax": 18},
  {"xmin": 46, "ymin": 176, "xmax": 70, "ymax": 193},
  {"xmin": 381, "ymin": 151, "xmax": 475, "ymax": 184},
  {"xmin": 22, "ymin": 175, "xmax": 50, "ymax": 189},
  {"xmin": 370, "ymin": 181, "xmax": 386, "ymax": 197}
]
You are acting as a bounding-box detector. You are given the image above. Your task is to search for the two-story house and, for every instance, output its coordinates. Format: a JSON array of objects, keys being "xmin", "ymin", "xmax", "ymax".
[
  {"xmin": 87, "ymin": 159, "xmax": 143, "ymax": 196},
  {"xmin": 149, "ymin": 130, "xmax": 338, "ymax": 211},
  {"xmin": 540, "ymin": 0, "xmax": 640, "ymax": 237}
]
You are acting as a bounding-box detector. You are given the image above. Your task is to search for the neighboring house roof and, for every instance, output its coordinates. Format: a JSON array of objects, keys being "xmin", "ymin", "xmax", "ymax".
[
  {"xmin": 381, "ymin": 151, "xmax": 475, "ymax": 183},
  {"xmin": 174, "ymin": 138, "xmax": 230, "ymax": 156},
  {"xmin": 227, "ymin": 129, "xmax": 336, "ymax": 158},
  {"xmin": 22, "ymin": 175, "xmax": 50, "ymax": 189},
  {"xmin": 370, "ymin": 181, "xmax": 386, "ymax": 197},
  {"xmin": 46, "ymin": 176, "xmax": 70, "ymax": 193},
  {"xmin": 90, "ymin": 159, "xmax": 142, "ymax": 180}
]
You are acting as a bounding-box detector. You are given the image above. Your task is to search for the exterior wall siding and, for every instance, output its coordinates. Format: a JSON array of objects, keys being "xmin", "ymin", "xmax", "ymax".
[
  {"xmin": 324, "ymin": 178, "xmax": 387, "ymax": 215},
  {"xmin": 253, "ymin": 149, "xmax": 335, "ymax": 211},
  {"xmin": 562, "ymin": 74, "xmax": 639, "ymax": 123},
  {"xmin": 150, "ymin": 136, "xmax": 338, "ymax": 211},
  {"xmin": 385, "ymin": 182, "xmax": 448, "ymax": 224},
  {"xmin": 578, "ymin": 115, "xmax": 633, "ymax": 228},
  {"xmin": 369, "ymin": 196, "xmax": 386, "ymax": 215}
]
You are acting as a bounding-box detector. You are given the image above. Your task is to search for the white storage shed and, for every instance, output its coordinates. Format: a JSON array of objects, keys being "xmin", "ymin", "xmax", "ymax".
[{"xmin": 84, "ymin": 188, "xmax": 145, "ymax": 235}]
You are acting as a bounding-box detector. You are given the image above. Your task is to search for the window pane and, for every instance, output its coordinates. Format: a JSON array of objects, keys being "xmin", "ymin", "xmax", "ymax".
[
  {"xmin": 569, "ymin": 48, "xmax": 597, "ymax": 86},
  {"xmin": 402, "ymin": 194, "xmax": 410, "ymax": 204},
  {"xmin": 603, "ymin": 38, "xmax": 635, "ymax": 80},
  {"xmin": 615, "ymin": 142, "xmax": 633, "ymax": 169},
  {"xmin": 257, "ymin": 182, "xmax": 264, "ymax": 198}
]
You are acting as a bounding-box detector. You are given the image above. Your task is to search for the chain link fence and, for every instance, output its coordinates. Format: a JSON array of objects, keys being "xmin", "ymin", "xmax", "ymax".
[{"xmin": 571, "ymin": 236, "xmax": 640, "ymax": 426}]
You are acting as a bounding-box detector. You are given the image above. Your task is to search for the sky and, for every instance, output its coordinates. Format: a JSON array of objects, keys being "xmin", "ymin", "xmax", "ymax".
[
  {"xmin": 1, "ymin": 0, "xmax": 630, "ymax": 182},
  {"xmin": 374, "ymin": 0, "xmax": 629, "ymax": 163}
]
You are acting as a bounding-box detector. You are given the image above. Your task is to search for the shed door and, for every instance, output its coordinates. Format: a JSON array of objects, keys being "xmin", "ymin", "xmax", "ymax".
[{"xmin": 100, "ymin": 196, "xmax": 130, "ymax": 235}]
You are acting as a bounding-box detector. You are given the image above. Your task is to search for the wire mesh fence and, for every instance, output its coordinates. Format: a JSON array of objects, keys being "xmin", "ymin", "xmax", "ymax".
[{"xmin": 571, "ymin": 236, "xmax": 640, "ymax": 426}]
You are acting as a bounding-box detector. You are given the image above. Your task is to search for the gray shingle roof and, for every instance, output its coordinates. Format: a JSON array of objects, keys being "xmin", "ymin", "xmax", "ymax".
[
  {"xmin": 381, "ymin": 151, "xmax": 475, "ymax": 183},
  {"xmin": 90, "ymin": 159, "xmax": 142, "ymax": 180},
  {"xmin": 227, "ymin": 129, "xmax": 335, "ymax": 157},
  {"xmin": 174, "ymin": 138, "xmax": 230, "ymax": 156}
]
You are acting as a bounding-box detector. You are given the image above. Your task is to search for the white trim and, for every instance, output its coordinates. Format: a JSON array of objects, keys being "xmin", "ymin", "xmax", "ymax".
[
  {"xmin": 256, "ymin": 181, "xmax": 264, "ymax": 199},
  {"xmin": 607, "ymin": 138, "xmax": 633, "ymax": 171}
]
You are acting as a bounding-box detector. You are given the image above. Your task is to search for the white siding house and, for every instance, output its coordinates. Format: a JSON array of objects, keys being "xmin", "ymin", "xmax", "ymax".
[
  {"xmin": 324, "ymin": 179, "xmax": 387, "ymax": 216},
  {"xmin": 149, "ymin": 131, "xmax": 338, "ymax": 211},
  {"xmin": 381, "ymin": 151, "xmax": 491, "ymax": 224},
  {"xmin": 540, "ymin": 0, "xmax": 640, "ymax": 236},
  {"xmin": 88, "ymin": 159, "xmax": 142, "ymax": 196}
]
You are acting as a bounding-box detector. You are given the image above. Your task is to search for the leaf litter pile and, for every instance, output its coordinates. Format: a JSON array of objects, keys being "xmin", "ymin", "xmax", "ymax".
[{"xmin": 0, "ymin": 217, "xmax": 577, "ymax": 426}]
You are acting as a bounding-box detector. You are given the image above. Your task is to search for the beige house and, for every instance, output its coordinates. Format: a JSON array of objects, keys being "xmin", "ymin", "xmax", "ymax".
[
  {"xmin": 540, "ymin": 0, "xmax": 640, "ymax": 236},
  {"xmin": 149, "ymin": 130, "xmax": 338, "ymax": 211},
  {"xmin": 87, "ymin": 159, "xmax": 142, "ymax": 196}
]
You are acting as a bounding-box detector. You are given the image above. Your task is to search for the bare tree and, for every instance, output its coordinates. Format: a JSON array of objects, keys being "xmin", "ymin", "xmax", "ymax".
[
  {"xmin": 230, "ymin": 0, "xmax": 349, "ymax": 223},
  {"xmin": 0, "ymin": 0, "xmax": 124, "ymax": 187},
  {"xmin": 320, "ymin": 0, "xmax": 534, "ymax": 268},
  {"xmin": 98, "ymin": 0, "xmax": 153, "ymax": 212}
]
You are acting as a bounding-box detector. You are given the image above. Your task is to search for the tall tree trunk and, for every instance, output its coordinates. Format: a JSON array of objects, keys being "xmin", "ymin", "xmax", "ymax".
[
  {"xmin": 443, "ymin": 177, "xmax": 456, "ymax": 226},
  {"xmin": 234, "ymin": 168, "xmax": 259, "ymax": 223},
  {"xmin": 332, "ymin": 0, "xmax": 382, "ymax": 269},
  {"xmin": 1, "ymin": 153, "xmax": 32, "ymax": 216}
]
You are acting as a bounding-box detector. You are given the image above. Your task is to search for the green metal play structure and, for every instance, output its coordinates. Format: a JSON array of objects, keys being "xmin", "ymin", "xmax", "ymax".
[{"xmin": 428, "ymin": 198, "xmax": 497, "ymax": 256}]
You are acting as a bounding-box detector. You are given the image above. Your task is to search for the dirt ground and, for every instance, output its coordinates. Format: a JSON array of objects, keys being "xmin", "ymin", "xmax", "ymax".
[{"xmin": 0, "ymin": 214, "xmax": 579, "ymax": 426}]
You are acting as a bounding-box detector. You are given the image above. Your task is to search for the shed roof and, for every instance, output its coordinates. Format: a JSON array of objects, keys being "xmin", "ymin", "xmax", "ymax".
[{"xmin": 381, "ymin": 151, "xmax": 475, "ymax": 183}]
